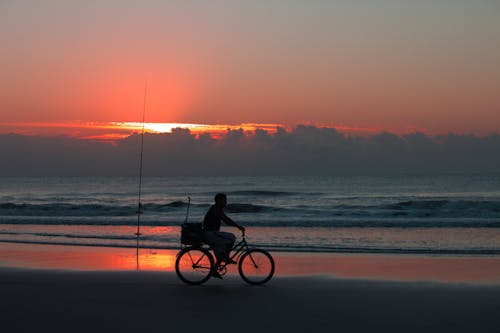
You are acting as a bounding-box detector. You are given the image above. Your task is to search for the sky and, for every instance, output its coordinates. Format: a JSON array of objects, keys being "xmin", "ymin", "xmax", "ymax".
[{"xmin": 1, "ymin": 0, "xmax": 500, "ymax": 136}]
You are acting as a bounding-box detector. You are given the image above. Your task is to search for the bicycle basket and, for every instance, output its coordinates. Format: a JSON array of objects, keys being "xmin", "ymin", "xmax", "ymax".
[{"xmin": 180, "ymin": 223, "xmax": 203, "ymax": 245}]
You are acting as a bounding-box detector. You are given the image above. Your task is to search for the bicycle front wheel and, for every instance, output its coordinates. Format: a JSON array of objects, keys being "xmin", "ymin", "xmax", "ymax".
[
  {"xmin": 175, "ymin": 247, "xmax": 214, "ymax": 285},
  {"xmin": 238, "ymin": 249, "xmax": 275, "ymax": 285}
]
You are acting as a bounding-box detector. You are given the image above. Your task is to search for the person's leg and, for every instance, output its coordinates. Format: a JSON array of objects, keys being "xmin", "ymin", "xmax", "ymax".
[
  {"xmin": 203, "ymin": 231, "xmax": 225, "ymax": 267},
  {"xmin": 217, "ymin": 232, "xmax": 236, "ymax": 263},
  {"xmin": 211, "ymin": 233, "xmax": 236, "ymax": 278}
]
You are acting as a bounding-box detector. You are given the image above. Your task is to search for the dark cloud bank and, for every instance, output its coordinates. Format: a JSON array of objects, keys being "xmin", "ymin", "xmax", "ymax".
[{"xmin": 1, "ymin": 126, "xmax": 499, "ymax": 176}]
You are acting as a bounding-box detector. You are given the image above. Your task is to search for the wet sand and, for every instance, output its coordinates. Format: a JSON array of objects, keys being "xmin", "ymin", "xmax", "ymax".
[
  {"xmin": 1, "ymin": 242, "xmax": 500, "ymax": 284},
  {"xmin": 1, "ymin": 242, "xmax": 500, "ymax": 332},
  {"xmin": 1, "ymin": 268, "xmax": 499, "ymax": 333}
]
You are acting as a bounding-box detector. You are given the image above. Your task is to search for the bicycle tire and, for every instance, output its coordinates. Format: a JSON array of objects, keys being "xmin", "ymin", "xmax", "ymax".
[
  {"xmin": 238, "ymin": 249, "xmax": 275, "ymax": 285},
  {"xmin": 175, "ymin": 247, "xmax": 214, "ymax": 285}
]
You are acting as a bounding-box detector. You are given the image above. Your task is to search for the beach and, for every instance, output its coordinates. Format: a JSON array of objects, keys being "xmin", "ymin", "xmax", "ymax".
[
  {"xmin": 2, "ymin": 268, "xmax": 500, "ymax": 333},
  {"xmin": 1, "ymin": 242, "xmax": 500, "ymax": 333}
]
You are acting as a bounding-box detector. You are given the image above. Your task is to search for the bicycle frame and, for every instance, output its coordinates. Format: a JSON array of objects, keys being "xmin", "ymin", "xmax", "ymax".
[
  {"xmin": 220, "ymin": 233, "xmax": 250, "ymax": 268},
  {"xmin": 180, "ymin": 231, "xmax": 250, "ymax": 268}
]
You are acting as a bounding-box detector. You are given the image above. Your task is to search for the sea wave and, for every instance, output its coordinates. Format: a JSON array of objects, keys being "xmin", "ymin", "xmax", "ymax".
[
  {"xmin": 0, "ymin": 201, "xmax": 208, "ymax": 217},
  {"xmin": 225, "ymin": 203, "xmax": 285, "ymax": 213},
  {"xmin": 1, "ymin": 216, "xmax": 499, "ymax": 228},
  {"xmin": 226, "ymin": 190, "xmax": 300, "ymax": 196},
  {"xmin": 380, "ymin": 199, "xmax": 500, "ymax": 218},
  {"xmin": 1, "ymin": 198, "xmax": 500, "ymax": 225}
]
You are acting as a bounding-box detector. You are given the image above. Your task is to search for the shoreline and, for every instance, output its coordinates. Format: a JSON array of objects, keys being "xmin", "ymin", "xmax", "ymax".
[{"xmin": 1, "ymin": 237, "xmax": 499, "ymax": 255}]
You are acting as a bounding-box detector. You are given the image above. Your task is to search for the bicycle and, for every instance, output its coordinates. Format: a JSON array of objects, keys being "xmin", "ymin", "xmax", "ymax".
[{"xmin": 175, "ymin": 229, "xmax": 275, "ymax": 285}]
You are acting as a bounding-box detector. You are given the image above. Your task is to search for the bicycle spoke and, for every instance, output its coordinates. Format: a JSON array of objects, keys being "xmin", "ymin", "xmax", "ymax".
[
  {"xmin": 176, "ymin": 247, "xmax": 214, "ymax": 285},
  {"xmin": 238, "ymin": 249, "xmax": 275, "ymax": 285}
]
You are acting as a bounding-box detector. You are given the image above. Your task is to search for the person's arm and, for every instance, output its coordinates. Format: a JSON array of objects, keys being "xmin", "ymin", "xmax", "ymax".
[{"xmin": 218, "ymin": 208, "xmax": 244, "ymax": 231}]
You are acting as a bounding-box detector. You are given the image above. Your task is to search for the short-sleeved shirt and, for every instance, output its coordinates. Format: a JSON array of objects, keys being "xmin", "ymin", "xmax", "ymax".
[{"xmin": 203, "ymin": 205, "xmax": 222, "ymax": 231}]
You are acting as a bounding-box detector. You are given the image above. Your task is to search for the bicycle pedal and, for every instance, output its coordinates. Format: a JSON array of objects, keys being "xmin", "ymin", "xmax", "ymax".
[{"xmin": 217, "ymin": 266, "xmax": 227, "ymax": 275}]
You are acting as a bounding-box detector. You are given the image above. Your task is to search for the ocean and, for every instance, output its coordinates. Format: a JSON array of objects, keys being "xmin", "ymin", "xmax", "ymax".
[{"xmin": 1, "ymin": 175, "xmax": 499, "ymax": 254}]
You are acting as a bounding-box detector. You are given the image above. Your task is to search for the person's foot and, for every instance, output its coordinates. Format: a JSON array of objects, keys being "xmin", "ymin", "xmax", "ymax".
[
  {"xmin": 211, "ymin": 270, "xmax": 223, "ymax": 279},
  {"xmin": 224, "ymin": 258, "xmax": 237, "ymax": 265}
]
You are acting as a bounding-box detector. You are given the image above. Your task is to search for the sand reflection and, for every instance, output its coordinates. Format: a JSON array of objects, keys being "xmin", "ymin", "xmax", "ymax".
[
  {"xmin": 0, "ymin": 242, "xmax": 177, "ymax": 271},
  {"xmin": 1, "ymin": 242, "xmax": 499, "ymax": 284},
  {"xmin": 275, "ymin": 252, "xmax": 500, "ymax": 284}
]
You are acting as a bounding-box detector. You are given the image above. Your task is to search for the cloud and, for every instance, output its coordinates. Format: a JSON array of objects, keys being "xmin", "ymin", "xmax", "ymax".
[{"xmin": 1, "ymin": 127, "xmax": 499, "ymax": 176}]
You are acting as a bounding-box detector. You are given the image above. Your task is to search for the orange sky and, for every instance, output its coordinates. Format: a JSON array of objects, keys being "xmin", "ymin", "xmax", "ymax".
[
  {"xmin": 0, "ymin": 121, "xmax": 424, "ymax": 142},
  {"xmin": 0, "ymin": 121, "xmax": 283, "ymax": 140},
  {"xmin": 1, "ymin": 1, "xmax": 499, "ymax": 135}
]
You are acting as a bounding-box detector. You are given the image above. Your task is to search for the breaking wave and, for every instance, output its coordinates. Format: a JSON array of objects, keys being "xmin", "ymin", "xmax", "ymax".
[{"xmin": 1, "ymin": 199, "xmax": 499, "ymax": 228}]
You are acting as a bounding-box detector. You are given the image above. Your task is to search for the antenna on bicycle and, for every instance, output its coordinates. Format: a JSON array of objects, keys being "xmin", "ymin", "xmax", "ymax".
[{"xmin": 184, "ymin": 196, "xmax": 191, "ymax": 223}]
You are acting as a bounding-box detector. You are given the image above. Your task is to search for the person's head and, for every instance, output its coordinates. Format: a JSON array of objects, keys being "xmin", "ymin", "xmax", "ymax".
[{"xmin": 214, "ymin": 193, "xmax": 227, "ymax": 207}]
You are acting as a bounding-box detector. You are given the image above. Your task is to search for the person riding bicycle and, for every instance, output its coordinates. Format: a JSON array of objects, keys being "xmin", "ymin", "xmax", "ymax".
[{"xmin": 203, "ymin": 193, "xmax": 244, "ymax": 279}]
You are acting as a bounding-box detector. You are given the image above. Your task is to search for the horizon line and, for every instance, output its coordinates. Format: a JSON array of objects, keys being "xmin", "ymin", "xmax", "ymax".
[{"xmin": 1, "ymin": 121, "xmax": 497, "ymax": 142}]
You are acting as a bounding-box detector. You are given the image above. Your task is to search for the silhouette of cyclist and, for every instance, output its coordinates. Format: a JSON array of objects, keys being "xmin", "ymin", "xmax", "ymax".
[{"xmin": 203, "ymin": 193, "xmax": 244, "ymax": 279}]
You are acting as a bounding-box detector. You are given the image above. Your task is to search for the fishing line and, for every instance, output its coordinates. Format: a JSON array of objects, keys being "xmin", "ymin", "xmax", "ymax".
[
  {"xmin": 136, "ymin": 80, "xmax": 147, "ymax": 237},
  {"xmin": 135, "ymin": 80, "xmax": 147, "ymax": 271}
]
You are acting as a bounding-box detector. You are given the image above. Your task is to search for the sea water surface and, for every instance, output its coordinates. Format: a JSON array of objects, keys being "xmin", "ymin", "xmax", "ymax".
[{"xmin": 1, "ymin": 175, "xmax": 499, "ymax": 254}]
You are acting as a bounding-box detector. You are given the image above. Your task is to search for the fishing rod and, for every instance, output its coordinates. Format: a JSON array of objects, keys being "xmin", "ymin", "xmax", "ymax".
[{"xmin": 135, "ymin": 81, "xmax": 147, "ymax": 236}]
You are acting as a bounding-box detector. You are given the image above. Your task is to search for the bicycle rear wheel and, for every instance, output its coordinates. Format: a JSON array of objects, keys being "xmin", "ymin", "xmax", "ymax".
[
  {"xmin": 175, "ymin": 247, "xmax": 214, "ymax": 285},
  {"xmin": 238, "ymin": 249, "xmax": 275, "ymax": 285}
]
